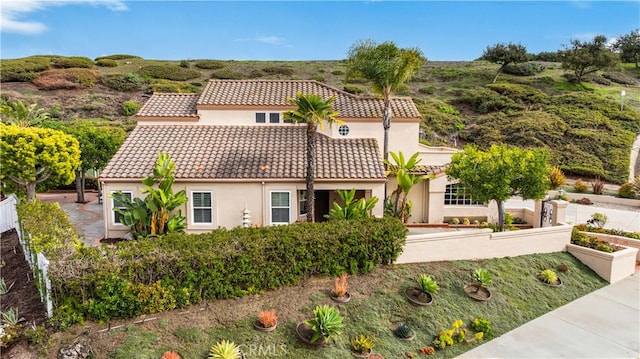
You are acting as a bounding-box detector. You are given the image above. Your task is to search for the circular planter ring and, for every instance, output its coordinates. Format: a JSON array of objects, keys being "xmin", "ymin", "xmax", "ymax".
[
  {"xmin": 395, "ymin": 330, "xmax": 416, "ymax": 341},
  {"xmin": 351, "ymin": 349, "xmax": 372, "ymax": 358},
  {"xmin": 330, "ymin": 292, "xmax": 351, "ymax": 303},
  {"xmin": 295, "ymin": 322, "xmax": 326, "ymax": 346},
  {"xmin": 404, "ymin": 287, "xmax": 434, "ymax": 306},
  {"xmin": 463, "ymin": 284, "xmax": 492, "ymax": 301},
  {"xmin": 253, "ymin": 321, "xmax": 277, "ymax": 332},
  {"xmin": 537, "ymin": 275, "xmax": 563, "ymax": 288}
]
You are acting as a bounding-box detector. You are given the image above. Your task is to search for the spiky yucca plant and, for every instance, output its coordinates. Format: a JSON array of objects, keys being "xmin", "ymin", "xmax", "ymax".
[
  {"xmin": 208, "ymin": 340, "xmax": 241, "ymax": 359},
  {"xmin": 473, "ymin": 269, "xmax": 492, "ymax": 287}
]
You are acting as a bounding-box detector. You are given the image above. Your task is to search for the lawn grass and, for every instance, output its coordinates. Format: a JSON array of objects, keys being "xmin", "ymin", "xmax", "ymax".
[{"xmin": 102, "ymin": 252, "xmax": 606, "ymax": 359}]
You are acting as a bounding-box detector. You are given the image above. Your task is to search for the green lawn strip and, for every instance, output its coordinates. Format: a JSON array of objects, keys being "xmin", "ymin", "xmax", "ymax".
[{"xmin": 108, "ymin": 252, "xmax": 606, "ymax": 358}]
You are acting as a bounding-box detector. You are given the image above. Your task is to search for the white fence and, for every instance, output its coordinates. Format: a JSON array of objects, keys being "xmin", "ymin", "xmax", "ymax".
[{"xmin": 0, "ymin": 194, "xmax": 53, "ymax": 317}]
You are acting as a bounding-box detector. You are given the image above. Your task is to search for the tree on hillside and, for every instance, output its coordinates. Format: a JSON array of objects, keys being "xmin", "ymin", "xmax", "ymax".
[
  {"xmin": 284, "ymin": 93, "xmax": 341, "ymax": 222},
  {"xmin": 57, "ymin": 120, "xmax": 126, "ymax": 203},
  {"xmin": 446, "ymin": 144, "xmax": 550, "ymax": 231},
  {"xmin": 1, "ymin": 124, "xmax": 80, "ymax": 201},
  {"xmin": 482, "ymin": 42, "xmax": 529, "ymax": 83},
  {"xmin": 0, "ymin": 99, "xmax": 50, "ymax": 127},
  {"xmin": 611, "ymin": 29, "xmax": 640, "ymax": 68},
  {"xmin": 346, "ymin": 40, "xmax": 425, "ymax": 163},
  {"xmin": 560, "ymin": 35, "xmax": 619, "ymax": 83}
]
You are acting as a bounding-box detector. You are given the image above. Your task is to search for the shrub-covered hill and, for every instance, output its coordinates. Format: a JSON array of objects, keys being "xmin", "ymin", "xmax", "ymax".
[{"xmin": 1, "ymin": 55, "xmax": 639, "ymax": 183}]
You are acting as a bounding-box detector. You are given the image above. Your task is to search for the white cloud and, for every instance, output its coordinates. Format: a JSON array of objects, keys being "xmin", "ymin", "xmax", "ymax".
[
  {"xmin": 235, "ymin": 35, "xmax": 286, "ymax": 45},
  {"xmin": 1, "ymin": 0, "xmax": 127, "ymax": 34}
]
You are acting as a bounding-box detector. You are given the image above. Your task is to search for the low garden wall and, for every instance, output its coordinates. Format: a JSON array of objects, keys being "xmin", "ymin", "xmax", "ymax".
[
  {"xmin": 586, "ymin": 232, "xmax": 640, "ymax": 262},
  {"xmin": 396, "ymin": 224, "xmax": 572, "ymax": 264},
  {"xmin": 567, "ymin": 243, "xmax": 638, "ymax": 283},
  {"xmin": 549, "ymin": 190, "xmax": 640, "ymax": 207}
]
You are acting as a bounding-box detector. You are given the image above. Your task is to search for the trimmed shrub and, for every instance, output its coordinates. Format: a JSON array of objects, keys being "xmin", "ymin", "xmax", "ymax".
[
  {"xmin": 618, "ymin": 182, "xmax": 637, "ymax": 199},
  {"xmin": 121, "ymin": 100, "xmax": 141, "ymax": 116},
  {"xmin": 210, "ymin": 70, "xmax": 244, "ymax": 80},
  {"xmin": 95, "ymin": 54, "xmax": 141, "ymax": 61},
  {"xmin": 48, "ymin": 217, "xmax": 407, "ymax": 322},
  {"xmin": 99, "ymin": 73, "xmax": 146, "ymax": 92},
  {"xmin": 0, "ymin": 56, "xmax": 52, "ymax": 82},
  {"xmin": 343, "ymin": 85, "xmax": 364, "ymax": 94},
  {"xmin": 603, "ymin": 72, "xmax": 638, "ymax": 86},
  {"xmin": 147, "ymin": 80, "xmax": 200, "ymax": 93},
  {"xmin": 32, "ymin": 69, "xmax": 99, "ymax": 90},
  {"xmin": 95, "ymin": 59, "xmax": 118, "ymax": 67},
  {"xmin": 16, "ymin": 200, "xmax": 81, "ymax": 260},
  {"xmin": 502, "ymin": 62, "xmax": 546, "ymax": 76},
  {"xmin": 573, "ymin": 178, "xmax": 588, "ymax": 193},
  {"xmin": 262, "ymin": 66, "xmax": 295, "ymax": 76},
  {"xmin": 137, "ymin": 65, "xmax": 201, "ymax": 81},
  {"xmin": 52, "ymin": 56, "xmax": 94, "ymax": 69},
  {"xmin": 194, "ymin": 60, "xmax": 225, "ymax": 70}
]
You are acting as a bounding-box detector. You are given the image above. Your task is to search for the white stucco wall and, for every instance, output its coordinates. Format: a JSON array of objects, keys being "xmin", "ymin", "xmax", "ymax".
[{"xmin": 102, "ymin": 180, "xmax": 385, "ymax": 238}]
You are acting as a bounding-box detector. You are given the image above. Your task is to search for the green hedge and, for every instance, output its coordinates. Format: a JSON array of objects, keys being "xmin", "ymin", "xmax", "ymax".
[
  {"xmin": 0, "ymin": 56, "xmax": 52, "ymax": 82},
  {"xmin": 95, "ymin": 59, "xmax": 118, "ymax": 67},
  {"xmin": 194, "ymin": 60, "xmax": 225, "ymax": 69},
  {"xmin": 95, "ymin": 54, "xmax": 141, "ymax": 61},
  {"xmin": 48, "ymin": 217, "xmax": 407, "ymax": 323},
  {"xmin": 52, "ymin": 56, "xmax": 94, "ymax": 69},
  {"xmin": 137, "ymin": 65, "xmax": 201, "ymax": 81}
]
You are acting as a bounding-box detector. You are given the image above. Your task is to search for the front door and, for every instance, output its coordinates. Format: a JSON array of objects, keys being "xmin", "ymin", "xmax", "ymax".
[{"xmin": 315, "ymin": 190, "xmax": 330, "ymax": 222}]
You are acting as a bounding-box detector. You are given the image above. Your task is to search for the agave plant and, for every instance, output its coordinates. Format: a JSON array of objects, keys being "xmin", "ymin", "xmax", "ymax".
[
  {"xmin": 393, "ymin": 322, "xmax": 414, "ymax": 339},
  {"xmin": 419, "ymin": 274, "xmax": 439, "ymax": 294},
  {"xmin": 208, "ymin": 340, "xmax": 241, "ymax": 359},
  {"xmin": 2, "ymin": 308, "xmax": 25, "ymax": 326},
  {"xmin": 305, "ymin": 304, "xmax": 344, "ymax": 343},
  {"xmin": 473, "ymin": 269, "xmax": 492, "ymax": 287}
]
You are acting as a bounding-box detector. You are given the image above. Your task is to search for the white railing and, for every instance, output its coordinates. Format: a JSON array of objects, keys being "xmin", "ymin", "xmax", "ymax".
[{"xmin": 0, "ymin": 194, "xmax": 53, "ymax": 317}]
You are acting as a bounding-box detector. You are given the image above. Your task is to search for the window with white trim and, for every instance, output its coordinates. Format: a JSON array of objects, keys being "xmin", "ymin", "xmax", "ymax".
[
  {"xmin": 298, "ymin": 190, "xmax": 307, "ymax": 216},
  {"xmin": 191, "ymin": 191, "xmax": 213, "ymax": 224},
  {"xmin": 270, "ymin": 191, "xmax": 291, "ymax": 224},
  {"xmin": 269, "ymin": 113, "xmax": 280, "ymax": 123},
  {"xmin": 112, "ymin": 191, "xmax": 132, "ymax": 224},
  {"xmin": 444, "ymin": 184, "xmax": 482, "ymax": 205},
  {"xmin": 256, "ymin": 113, "xmax": 266, "ymax": 123}
]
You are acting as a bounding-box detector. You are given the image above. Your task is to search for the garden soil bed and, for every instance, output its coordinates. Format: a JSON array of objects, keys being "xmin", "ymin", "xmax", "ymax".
[{"xmin": 1, "ymin": 229, "xmax": 48, "ymax": 358}]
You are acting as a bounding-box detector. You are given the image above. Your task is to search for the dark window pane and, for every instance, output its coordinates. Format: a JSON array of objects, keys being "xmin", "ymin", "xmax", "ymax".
[
  {"xmin": 269, "ymin": 113, "xmax": 280, "ymax": 123},
  {"xmin": 256, "ymin": 113, "xmax": 266, "ymax": 123}
]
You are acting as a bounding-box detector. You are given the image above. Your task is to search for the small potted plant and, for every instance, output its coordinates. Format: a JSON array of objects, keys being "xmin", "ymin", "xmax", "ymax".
[
  {"xmin": 405, "ymin": 274, "xmax": 437, "ymax": 306},
  {"xmin": 208, "ymin": 340, "xmax": 242, "ymax": 359},
  {"xmin": 296, "ymin": 304, "xmax": 344, "ymax": 345},
  {"xmin": 161, "ymin": 351, "xmax": 181, "ymax": 359},
  {"xmin": 393, "ymin": 322, "xmax": 416, "ymax": 341},
  {"xmin": 350, "ymin": 334, "xmax": 375, "ymax": 357},
  {"xmin": 254, "ymin": 310, "xmax": 277, "ymax": 332},
  {"xmin": 330, "ymin": 273, "xmax": 351, "ymax": 303},
  {"xmin": 537, "ymin": 269, "xmax": 562, "ymax": 287},
  {"xmin": 464, "ymin": 268, "xmax": 492, "ymax": 301}
]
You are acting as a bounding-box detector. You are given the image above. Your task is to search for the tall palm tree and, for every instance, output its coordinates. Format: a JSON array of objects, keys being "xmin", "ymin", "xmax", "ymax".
[
  {"xmin": 346, "ymin": 40, "xmax": 425, "ymax": 163},
  {"xmin": 284, "ymin": 93, "xmax": 341, "ymax": 222}
]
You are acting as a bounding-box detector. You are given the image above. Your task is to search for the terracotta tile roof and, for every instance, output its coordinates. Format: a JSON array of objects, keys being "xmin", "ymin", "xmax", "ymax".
[
  {"xmin": 137, "ymin": 93, "xmax": 199, "ymax": 118},
  {"xmin": 101, "ymin": 125, "xmax": 386, "ymax": 180},
  {"xmin": 414, "ymin": 164, "xmax": 449, "ymax": 176},
  {"xmin": 197, "ymin": 80, "xmax": 421, "ymax": 118}
]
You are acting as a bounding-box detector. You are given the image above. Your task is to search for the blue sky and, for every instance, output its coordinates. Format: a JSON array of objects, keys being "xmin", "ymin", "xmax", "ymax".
[{"xmin": 1, "ymin": 1, "xmax": 639, "ymax": 61}]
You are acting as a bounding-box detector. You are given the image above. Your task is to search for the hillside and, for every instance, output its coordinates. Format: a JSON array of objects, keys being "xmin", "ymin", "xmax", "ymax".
[{"xmin": 1, "ymin": 55, "xmax": 639, "ymax": 183}]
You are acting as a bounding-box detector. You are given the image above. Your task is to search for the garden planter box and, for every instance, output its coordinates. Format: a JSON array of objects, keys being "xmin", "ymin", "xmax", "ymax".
[
  {"xmin": 586, "ymin": 233, "xmax": 640, "ymax": 262},
  {"xmin": 566, "ymin": 243, "xmax": 638, "ymax": 283}
]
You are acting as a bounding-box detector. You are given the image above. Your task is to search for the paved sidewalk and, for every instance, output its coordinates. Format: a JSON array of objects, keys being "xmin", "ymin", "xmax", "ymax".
[{"xmin": 458, "ymin": 273, "xmax": 640, "ymax": 358}]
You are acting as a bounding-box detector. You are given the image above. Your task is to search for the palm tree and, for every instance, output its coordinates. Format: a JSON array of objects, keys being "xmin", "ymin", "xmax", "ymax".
[
  {"xmin": 284, "ymin": 93, "xmax": 341, "ymax": 222},
  {"xmin": 0, "ymin": 99, "xmax": 50, "ymax": 127},
  {"xmin": 346, "ymin": 40, "xmax": 425, "ymax": 163}
]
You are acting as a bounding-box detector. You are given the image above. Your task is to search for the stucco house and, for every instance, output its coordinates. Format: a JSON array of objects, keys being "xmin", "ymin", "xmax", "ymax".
[{"xmin": 101, "ymin": 80, "xmax": 494, "ymax": 238}]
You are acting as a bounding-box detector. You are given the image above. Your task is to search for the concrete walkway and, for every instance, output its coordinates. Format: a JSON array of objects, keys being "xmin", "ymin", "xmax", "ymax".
[
  {"xmin": 458, "ymin": 273, "xmax": 640, "ymax": 359},
  {"xmin": 37, "ymin": 191, "xmax": 104, "ymax": 246}
]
